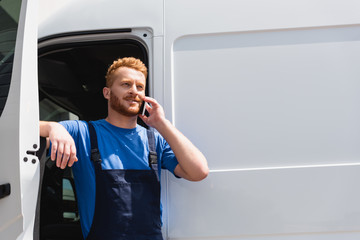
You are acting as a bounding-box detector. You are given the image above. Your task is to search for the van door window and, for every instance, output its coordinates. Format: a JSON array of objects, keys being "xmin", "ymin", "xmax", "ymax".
[
  {"xmin": 0, "ymin": 0, "xmax": 22, "ymax": 117},
  {"xmin": 39, "ymin": 99, "xmax": 82, "ymax": 240},
  {"xmin": 40, "ymin": 98, "xmax": 79, "ymax": 121},
  {"xmin": 62, "ymin": 178, "xmax": 78, "ymax": 221}
]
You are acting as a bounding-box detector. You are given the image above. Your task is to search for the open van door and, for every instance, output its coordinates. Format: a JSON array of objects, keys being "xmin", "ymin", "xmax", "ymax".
[{"xmin": 0, "ymin": 0, "xmax": 38, "ymax": 239}]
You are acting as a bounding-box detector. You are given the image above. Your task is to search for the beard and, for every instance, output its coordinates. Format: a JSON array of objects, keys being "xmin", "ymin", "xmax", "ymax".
[{"xmin": 109, "ymin": 92, "xmax": 142, "ymax": 116}]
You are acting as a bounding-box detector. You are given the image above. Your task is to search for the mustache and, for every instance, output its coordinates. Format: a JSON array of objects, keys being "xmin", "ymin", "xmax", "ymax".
[{"xmin": 123, "ymin": 96, "xmax": 142, "ymax": 102}]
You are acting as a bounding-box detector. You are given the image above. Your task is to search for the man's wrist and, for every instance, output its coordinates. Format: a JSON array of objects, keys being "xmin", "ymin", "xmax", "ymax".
[
  {"xmin": 153, "ymin": 118, "xmax": 172, "ymax": 134},
  {"xmin": 40, "ymin": 121, "xmax": 52, "ymax": 137},
  {"xmin": 40, "ymin": 121, "xmax": 61, "ymax": 137}
]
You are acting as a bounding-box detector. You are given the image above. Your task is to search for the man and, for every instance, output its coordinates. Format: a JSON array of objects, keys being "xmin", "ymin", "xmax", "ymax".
[{"xmin": 40, "ymin": 57, "xmax": 209, "ymax": 240}]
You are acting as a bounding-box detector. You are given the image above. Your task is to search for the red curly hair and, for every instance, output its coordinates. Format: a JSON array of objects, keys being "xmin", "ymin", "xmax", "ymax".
[{"xmin": 105, "ymin": 57, "xmax": 147, "ymax": 87}]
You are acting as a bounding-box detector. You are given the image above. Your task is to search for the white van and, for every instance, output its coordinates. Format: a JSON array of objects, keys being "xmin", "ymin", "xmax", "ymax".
[{"xmin": 1, "ymin": 0, "xmax": 360, "ymax": 239}]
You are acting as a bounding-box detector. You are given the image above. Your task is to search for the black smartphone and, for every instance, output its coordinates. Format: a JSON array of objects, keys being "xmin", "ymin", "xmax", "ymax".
[{"xmin": 139, "ymin": 100, "xmax": 149, "ymax": 116}]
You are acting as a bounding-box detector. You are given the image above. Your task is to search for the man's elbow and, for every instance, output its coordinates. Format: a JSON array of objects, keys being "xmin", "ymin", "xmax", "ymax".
[
  {"xmin": 175, "ymin": 159, "xmax": 209, "ymax": 181},
  {"xmin": 191, "ymin": 166, "xmax": 209, "ymax": 182}
]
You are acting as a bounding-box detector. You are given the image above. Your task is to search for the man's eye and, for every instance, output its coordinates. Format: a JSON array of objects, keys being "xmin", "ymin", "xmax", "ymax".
[{"xmin": 137, "ymin": 85, "xmax": 144, "ymax": 89}]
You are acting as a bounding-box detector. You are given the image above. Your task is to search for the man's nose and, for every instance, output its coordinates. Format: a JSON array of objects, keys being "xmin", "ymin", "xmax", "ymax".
[{"xmin": 128, "ymin": 84, "xmax": 138, "ymax": 94}]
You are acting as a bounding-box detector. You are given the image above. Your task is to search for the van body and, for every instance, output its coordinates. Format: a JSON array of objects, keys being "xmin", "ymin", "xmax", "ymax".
[{"xmin": 1, "ymin": 0, "xmax": 360, "ymax": 239}]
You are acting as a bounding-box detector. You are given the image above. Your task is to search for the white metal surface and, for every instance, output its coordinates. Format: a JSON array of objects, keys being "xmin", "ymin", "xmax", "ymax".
[
  {"xmin": 172, "ymin": 25, "xmax": 360, "ymax": 170},
  {"xmin": 167, "ymin": 166, "xmax": 360, "ymax": 239},
  {"xmin": 29, "ymin": 0, "xmax": 360, "ymax": 239},
  {"xmin": 0, "ymin": 0, "xmax": 39, "ymax": 239},
  {"xmin": 38, "ymin": 0, "xmax": 164, "ymax": 39},
  {"xmin": 16, "ymin": 0, "xmax": 39, "ymax": 238},
  {"xmin": 164, "ymin": 0, "xmax": 360, "ymax": 239}
]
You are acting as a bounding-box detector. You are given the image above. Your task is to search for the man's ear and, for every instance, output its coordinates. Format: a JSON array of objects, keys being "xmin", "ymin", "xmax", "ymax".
[{"xmin": 103, "ymin": 87, "xmax": 110, "ymax": 100}]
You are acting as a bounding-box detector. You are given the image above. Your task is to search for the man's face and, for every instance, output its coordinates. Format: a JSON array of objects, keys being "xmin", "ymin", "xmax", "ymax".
[{"xmin": 105, "ymin": 67, "xmax": 146, "ymax": 116}]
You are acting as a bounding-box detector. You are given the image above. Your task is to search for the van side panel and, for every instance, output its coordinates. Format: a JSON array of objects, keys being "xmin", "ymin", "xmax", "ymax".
[
  {"xmin": 167, "ymin": 167, "xmax": 360, "ymax": 239},
  {"xmin": 172, "ymin": 27, "xmax": 360, "ymax": 170},
  {"xmin": 38, "ymin": 0, "xmax": 164, "ymax": 39},
  {"xmin": 0, "ymin": 0, "xmax": 38, "ymax": 239},
  {"xmin": 164, "ymin": 0, "xmax": 360, "ymax": 239}
]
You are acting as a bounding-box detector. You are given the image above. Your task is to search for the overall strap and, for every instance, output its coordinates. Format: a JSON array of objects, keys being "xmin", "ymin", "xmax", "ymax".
[
  {"xmin": 88, "ymin": 122, "xmax": 102, "ymax": 163},
  {"xmin": 147, "ymin": 127, "xmax": 159, "ymax": 180}
]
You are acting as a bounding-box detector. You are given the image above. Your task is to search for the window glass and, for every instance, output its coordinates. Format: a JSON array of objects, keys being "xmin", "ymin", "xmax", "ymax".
[
  {"xmin": 40, "ymin": 98, "xmax": 79, "ymax": 224},
  {"xmin": 63, "ymin": 178, "xmax": 78, "ymax": 221},
  {"xmin": 0, "ymin": 0, "xmax": 22, "ymax": 117},
  {"xmin": 40, "ymin": 98, "xmax": 79, "ymax": 121},
  {"xmin": 63, "ymin": 178, "xmax": 75, "ymax": 201}
]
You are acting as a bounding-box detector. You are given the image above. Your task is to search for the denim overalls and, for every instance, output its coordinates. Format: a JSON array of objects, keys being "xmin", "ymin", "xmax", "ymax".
[{"xmin": 86, "ymin": 122, "xmax": 163, "ymax": 240}]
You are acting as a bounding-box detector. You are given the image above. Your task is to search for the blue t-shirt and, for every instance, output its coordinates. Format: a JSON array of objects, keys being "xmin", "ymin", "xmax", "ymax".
[{"xmin": 58, "ymin": 119, "xmax": 179, "ymax": 238}]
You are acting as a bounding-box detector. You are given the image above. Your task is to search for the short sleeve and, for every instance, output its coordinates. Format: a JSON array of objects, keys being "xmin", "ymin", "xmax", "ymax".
[
  {"xmin": 157, "ymin": 134, "xmax": 179, "ymax": 177},
  {"xmin": 59, "ymin": 120, "xmax": 82, "ymax": 138}
]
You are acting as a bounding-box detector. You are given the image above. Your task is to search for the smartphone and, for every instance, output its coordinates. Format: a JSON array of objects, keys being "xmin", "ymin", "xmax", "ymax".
[{"xmin": 139, "ymin": 101, "xmax": 149, "ymax": 116}]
